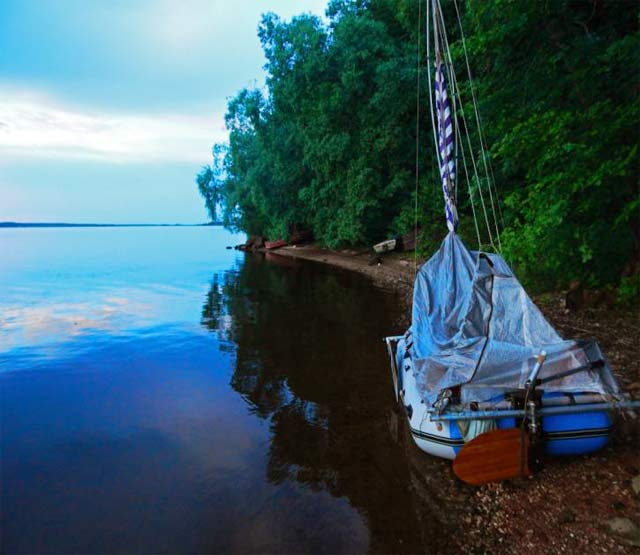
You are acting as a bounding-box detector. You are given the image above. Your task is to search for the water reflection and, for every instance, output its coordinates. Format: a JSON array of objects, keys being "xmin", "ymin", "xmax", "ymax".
[
  {"xmin": 202, "ymin": 253, "xmax": 464, "ymax": 554},
  {"xmin": 0, "ymin": 294, "xmax": 154, "ymax": 351},
  {"xmin": 1, "ymin": 227, "xmax": 466, "ymax": 554}
]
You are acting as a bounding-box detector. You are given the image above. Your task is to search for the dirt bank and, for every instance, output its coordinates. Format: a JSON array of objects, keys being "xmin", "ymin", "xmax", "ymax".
[
  {"xmin": 273, "ymin": 243, "xmax": 416, "ymax": 292},
  {"xmin": 269, "ymin": 242, "xmax": 640, "ymax": 554}
]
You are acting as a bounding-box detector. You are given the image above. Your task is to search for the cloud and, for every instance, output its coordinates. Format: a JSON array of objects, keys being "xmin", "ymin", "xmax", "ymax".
[
  {"xmin": 0, "ymin": 294, "xmax": 155, "ymax": 352},
  {"xmin": 0, "ymin": 89, "xmax": 227, "ymax": 163}
]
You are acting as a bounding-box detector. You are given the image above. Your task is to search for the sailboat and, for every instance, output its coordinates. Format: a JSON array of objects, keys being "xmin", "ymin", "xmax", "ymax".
[{"xmin": 384, "ymin": 0, "xmax": 639, "ymax": 483}]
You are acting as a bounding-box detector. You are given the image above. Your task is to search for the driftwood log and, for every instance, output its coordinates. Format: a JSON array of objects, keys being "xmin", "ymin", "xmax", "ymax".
[{"xmin": 236, "ymin": 235, "xmax": 265, "ymax": 251}]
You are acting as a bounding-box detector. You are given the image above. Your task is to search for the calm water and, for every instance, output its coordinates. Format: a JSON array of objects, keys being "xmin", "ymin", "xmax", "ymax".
[{"xmin": 0, "ymin": 227, "xmax": 460, "ymax": 554}]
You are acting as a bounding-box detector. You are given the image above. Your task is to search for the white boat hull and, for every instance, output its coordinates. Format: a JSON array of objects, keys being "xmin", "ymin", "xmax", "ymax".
[
  {"xmin": 388, "ymin": 335, "xmax": 463, "ymax": 459},
  {"xmin": 385, "ymin": 335, "xmax": 613, "ymax": 461}
]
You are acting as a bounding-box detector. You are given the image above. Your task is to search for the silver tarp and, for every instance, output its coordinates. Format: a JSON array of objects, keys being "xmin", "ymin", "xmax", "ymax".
[{"xmin": 402, "ymin": 232, "xmax": 621, "ymax": 406}]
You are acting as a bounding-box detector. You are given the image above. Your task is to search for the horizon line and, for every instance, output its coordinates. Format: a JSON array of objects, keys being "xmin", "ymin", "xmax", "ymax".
[{"xmin": 0, "ymin": 221, "xmax": 223, "ymax": 228}]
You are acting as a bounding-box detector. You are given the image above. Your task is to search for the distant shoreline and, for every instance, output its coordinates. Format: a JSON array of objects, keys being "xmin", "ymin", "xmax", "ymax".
[{"xmin": 0, "ymin": 222, "xmax": 224, "ymax": 228}]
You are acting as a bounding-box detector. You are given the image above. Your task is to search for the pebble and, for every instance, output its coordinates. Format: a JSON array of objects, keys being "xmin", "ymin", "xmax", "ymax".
[
  {"xmin": 606, "ymin": 517, "xmax": 640, "ymax": 547},
  {"xmin": 632, "ymin": 475, "xmax": 640, "ymax": 498},
  {"xmin": 558, "ymin": 508, "xmax": 576, "ymax": 524}
]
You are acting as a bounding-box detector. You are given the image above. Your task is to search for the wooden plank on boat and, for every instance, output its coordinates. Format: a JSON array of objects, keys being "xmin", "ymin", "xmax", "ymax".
[
  {"xmin": 264, "ymin": 239, "xmax": 287, "ymax": 250},
  {"xmin": 373, "ymin": 238, "xmax": 397, "ymax": 254},
  {"xmin": 452, "ymin": 428, "xmax": 532, "ymax": 485}
]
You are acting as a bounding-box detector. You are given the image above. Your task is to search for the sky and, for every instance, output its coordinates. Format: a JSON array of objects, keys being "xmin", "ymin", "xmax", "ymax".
[{"xmin": 0, "ymin": 0, "xmax": 328, "ymax": 224}]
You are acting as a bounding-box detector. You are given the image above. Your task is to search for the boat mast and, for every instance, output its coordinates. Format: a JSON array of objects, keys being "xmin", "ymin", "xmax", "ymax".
[{"xmin": 427, "ymin": 0, "xmax": 458, "ymax": 233}]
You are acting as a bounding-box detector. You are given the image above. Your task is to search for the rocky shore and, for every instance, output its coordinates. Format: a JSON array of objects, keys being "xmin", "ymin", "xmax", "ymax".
[{"xmin": 267, "ymin": 242, "xmax": 640, "ymax": 553}]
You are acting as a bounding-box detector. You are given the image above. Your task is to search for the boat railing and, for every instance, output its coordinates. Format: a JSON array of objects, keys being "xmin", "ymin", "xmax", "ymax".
[
  {"xmin": 384, "ymin": 336, "xmax": 402, "ymax": 402},
  {"xmin": 428, "ymin": 400, "xmax": 640, "ymax": 422},
  {"xmin": 383, "ymin": 335, "xmax": 640, "ymax": 421}
]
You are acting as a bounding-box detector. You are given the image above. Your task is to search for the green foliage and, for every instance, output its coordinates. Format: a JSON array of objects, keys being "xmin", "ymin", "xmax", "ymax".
[
  {"xmin": 458, "ymin": 0, "xmax": 639, "ymax": 290},
  {"xmin": 197, "ymin": 0, "xmax": 639, "ymax": 292},
  {"xmin": 195, "ymin": 165, "xmax": 216, "ymax": 222},
  {"xmin": 617, "ymin": 274, "xmax": 640, "ymax": 306}
]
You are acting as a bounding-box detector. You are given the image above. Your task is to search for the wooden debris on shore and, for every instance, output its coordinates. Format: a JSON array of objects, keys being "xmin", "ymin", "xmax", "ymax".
[
  {"xmin": 234, "ymin": 226, "xmax": 312, "ymax": 252},
  {"xmin": 265, "ymin": 239, "xmax": 288, "ymax": 250},
  {"xmin": 236, "ymin": 235, "xmax": 265, "ymax": 251},
  {"xmin": 372, "ymin": 228, "xmax": 419, "ymax": 254},
  {"xmin": 373, "ymin": 238, "xmax": 397, "ymax": 254}
]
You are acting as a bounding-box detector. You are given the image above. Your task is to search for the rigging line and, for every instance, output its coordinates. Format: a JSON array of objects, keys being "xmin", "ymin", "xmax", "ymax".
[
  {"xmin": 456, "ymin": 77, "xmax": 496, "ymax": 251},
  {"xmin": 431, "ymin": 0, "xmax": 457, "ymax": 230},
  {"xmin": 433, "ymin": 1, "xmax": 463, "ymax": 219},
  {"xmin": 435, "ymin": 0, "xmax": 488, "ymax": 226},
  {"xmin": 452, "ymin": 0, "xmax": 504, "ymax": 232},
  {"xmin": 426, "ymin": 0, "xmax": 443, "ymax": 235},
  {"xmin": 451, "ymin": 0, "xmax": 503, "ymax": 250},
  {"xmin": 435, "ymin": 1, "xmax": 459, "ymax": 207},
  {"xmin": 478, "ymin": 128, "xmax": 506, "ymax": 237},
  {"xmin": 414, "ymin": 0, "xmax": 422, "ymax": 275},
  {"xmin": 488, "ymin": 148, "xmax": 506, "ymax": 232},
  {"xmin": 434, "ymin": 0, "xmax": 495, "ymax": 251},
  {"xmin": 456, "ymin": 120, "xmax": 482, "ymax": 249},
  {"xmin": 449, "ymin": 23, "xmax": 459, "ymax": 207},
  {"xmin": 484, "ymin": 142, "xmax": 505, "ymax": 253},
  {"xmin": 425, "ymin": 0, "xmax": 436, "ymax": 232},
  {"xmin": 426, "ymin": 0, "xmax": 436, "ymax": 229}
]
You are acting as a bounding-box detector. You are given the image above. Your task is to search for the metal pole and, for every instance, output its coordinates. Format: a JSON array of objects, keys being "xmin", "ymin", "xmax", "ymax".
[{"xmin": 428, "ymin": 400, "xmax": 640, "ymax": 422}]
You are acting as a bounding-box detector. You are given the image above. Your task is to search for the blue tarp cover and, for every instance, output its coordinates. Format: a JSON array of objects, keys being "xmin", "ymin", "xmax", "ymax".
[{"xmin": 404, "ymin": 232, "xmax": 620, "ymax": 406}]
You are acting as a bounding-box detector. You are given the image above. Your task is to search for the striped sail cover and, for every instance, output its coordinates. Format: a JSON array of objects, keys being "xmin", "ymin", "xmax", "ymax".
[{"xmin": 434, "ymin": 60, "xmax": 458, "ymax": 232}]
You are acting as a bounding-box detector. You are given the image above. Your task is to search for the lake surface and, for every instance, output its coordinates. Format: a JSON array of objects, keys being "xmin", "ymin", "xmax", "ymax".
[{"xmin": 0, "ymin": 226, "xmax": 458, "ymax": 554}]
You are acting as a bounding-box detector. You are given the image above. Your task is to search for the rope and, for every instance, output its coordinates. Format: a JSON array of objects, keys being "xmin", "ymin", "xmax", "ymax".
[
  {"xmin": 451, "ymin": 0, "xmax": 503, "ymax": 250},
  {"xmin": 426, "ymin": 0, "xmax": 442, "ymax": 239},
  {"xmin": 452, "ymin": 0, "xmax": 504, "ymax": 224},
  {"xmin": 436, "ymin": 1, "xmax": 458, "ymax": 207},
  {"xmin": 414, "ymin": 0, "xmax": 422, "ymax": 275},
  {"xmin": 431, "ymin": 0, "xmax": 459, "ymax": 231},
  {"xmin": 423, "ymin": 0, "xmax": 505, "ymax": 252},
  {"xmin": 434, "ymin": 0, "xmax": 496, "ymax": 251},
  {"xmin": 426, "ymin": 1, "xmax": 439, "ymax": 178},
  {"xmin": 426, "ymin": 1, "xmax": 437, "ymax": 231},
  {"xmin": 456, "ymin": 120, "xmax": 482, "ymax": 249}
]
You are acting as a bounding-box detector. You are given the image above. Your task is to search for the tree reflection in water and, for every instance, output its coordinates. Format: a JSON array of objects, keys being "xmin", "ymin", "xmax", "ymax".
[{"xmin": 201, "ymin": 252, "xmax": 465, "ymax": 554}]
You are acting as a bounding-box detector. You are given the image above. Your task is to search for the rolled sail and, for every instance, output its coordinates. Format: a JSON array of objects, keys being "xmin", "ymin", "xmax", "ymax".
[{"xmin": 434, "ymin": 60, "xmax": 458, "ymax": 232}]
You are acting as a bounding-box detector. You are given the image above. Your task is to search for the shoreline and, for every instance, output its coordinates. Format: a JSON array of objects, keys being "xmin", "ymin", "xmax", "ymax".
[
  {"xmin": 269, "ymin": 242, "xmax": 639, "ymax": 388},
  {"xmin": 267, "ymin": 242, "xmax": 417, "ymax": 305},
  {"xmin": 266, "ymin": 242, "xmax": 640, "ymax": 553},
  {"xmin": 265, "ymin": 243, "xmax": 419, "ymax": 288}
]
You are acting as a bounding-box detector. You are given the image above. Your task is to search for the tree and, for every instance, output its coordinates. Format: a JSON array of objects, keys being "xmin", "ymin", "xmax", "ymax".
[{"xmin": 196, "ymin": 0, "xmax": 639, "ymax": 295}]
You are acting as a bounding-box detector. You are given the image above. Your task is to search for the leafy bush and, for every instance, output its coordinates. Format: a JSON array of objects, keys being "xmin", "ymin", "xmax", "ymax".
[{"xmin": 197, "ymin": 0, "xmax": 638, "ymax": 292}]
